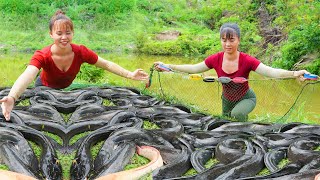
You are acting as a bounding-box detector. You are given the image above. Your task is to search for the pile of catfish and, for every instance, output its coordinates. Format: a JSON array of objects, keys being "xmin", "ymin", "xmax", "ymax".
[{"xmin": 0, "ymin": 86, "xmax": 319, "ymax": 180}]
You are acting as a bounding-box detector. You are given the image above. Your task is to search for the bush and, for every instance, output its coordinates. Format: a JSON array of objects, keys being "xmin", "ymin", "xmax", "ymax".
[
  {"xmin": 140, "ymin": 40, "xmax": 183, "ymax": 56},
  {"xmin": 303, "ymin": 58, "xmax": 320, "ymax": 75},
  {"xmin": 135, "ymin": 33, "xmax": 216, "ymax": 56},
  {"xmin": 77, "ymin": 63, "xmax": 105, "ymax": 83},
  {"xmin": 274, "ymin": 23, "xmax": 320, "ymax": 70}
]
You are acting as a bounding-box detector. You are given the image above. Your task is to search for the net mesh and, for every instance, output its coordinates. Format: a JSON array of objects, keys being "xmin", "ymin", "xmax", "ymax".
[
  {"xmin": 69, "ymin": 72, "xmax": 319, "ymax": 123},
  {"xmin": 141, "ymin": 71, "xmax": 320, "ymax": 123}
]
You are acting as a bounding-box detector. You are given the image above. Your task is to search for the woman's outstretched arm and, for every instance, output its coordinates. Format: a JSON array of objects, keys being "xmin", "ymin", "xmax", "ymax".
[
  {"xmin": 94, "ymin": 56, "xmax": 149, "ymax": 81},
  {"xmin": 154, "ymin": 61, "xmax": 210, "ymax": 74},
  {"xmin": 0, "ymin": 65, "xmax": 39, "ymax": 120},
  {"xmin": 255, "ymin": 63, "xmax": 309, "ymax": 79}
]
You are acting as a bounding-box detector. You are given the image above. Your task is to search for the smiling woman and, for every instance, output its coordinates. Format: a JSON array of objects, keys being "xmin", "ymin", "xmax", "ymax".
[
  {"xmin": 153, "ymin": 23, "xmax": 311, "ymax": 122},
  {"xmin": 0, "ymin": 9, "xmax": 149, "ymax": 121}
]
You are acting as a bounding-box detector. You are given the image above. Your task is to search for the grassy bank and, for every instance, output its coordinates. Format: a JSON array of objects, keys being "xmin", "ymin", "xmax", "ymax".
[{"xmin": 0, "ymin": 0, "xmax": 319, "ymax": 74}]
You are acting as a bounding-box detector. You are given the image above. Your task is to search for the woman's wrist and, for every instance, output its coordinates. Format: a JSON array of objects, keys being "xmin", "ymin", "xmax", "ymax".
[
  {"xmin": 126, "ymin": 71, "xmax": 133, "ymax": 79},
  {"xmin": 292, "ymin": 70, "xmax": 304, "ymax": 78},
  {"xmin": 8, "ymin": 95, "xmax": 17, "ymax": 102}
]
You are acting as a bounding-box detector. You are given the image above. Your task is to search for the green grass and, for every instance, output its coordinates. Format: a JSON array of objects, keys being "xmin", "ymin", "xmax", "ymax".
[
  {"xmin": 103, "ymin": 99, "xmax": 116, "ymax": 106},
  {"xmin": 43, "ymin": 131, "xmax": 63, "ymax": 145},
  {"xmin": 123, "ymin": 153, "xmax": 152, "ymax": 179},
  {"xmin": 204, "ymin": 158, "xmax": 219, "ymax": 169},
  {"xmin": 0, "ymin": 0, "xmax": 319, "ymax": 74},
  {"xmin": 57, "ymin": 151, "xmax": 76, "ymax": 180},
  {"xmin": 257, "ymin": 167, "xmax": 271, "ymax": 176},
  {"xmin": 0, "ymin": 57, "xmax": 30, "ymax": 86},
  {"xmin": 28, "ymin": 132, "xmax": 104, "ymax": 180},
  {"xmin": 91, "ymin": 141, "xmax": 105, "ymax": 159},
  {"xmin": 16, "ymin": 99, "xmax": 30, "ymax": 106},
  {"xmin": 61, "ymin": 113, "xmax": 72, "ymax": 122},
  {"xmin": 278, "ymin": 159, "xmax": 290, "ymax": 169},
  {"xmin": 184, "ymin": 168, "xmax": 197, "ymax": 176},
  {"xmin": 143, "ymin": 120, "xmax": 160, "ymax": 130},
  {"xmin": 69, "ymin": 132, "xmax": 91, "ymax": 145},
  {"xmin": 184, "ymin": 158, "xmax": 219, "ymax": 176},
  {"xmin": 124, "ymin": 153, "xmax": 150, "ymax": 170},
  {"xmin": 0, "ymin": 164, "xmax": 9, "ymax": 170},
  {"xmin": 256, "ymin": 158, "xmax": 291, "ymax": 177},
  {"xmin": 58, "ymin": 140, "xmax": 103, "ymax": 180},
  {"xmin": 258, "ymin": 158, "xmax": 291, "ymax": 176},
  {"xmin": 28, "ymin": 141, "xmax": 42, "ymax": 161},
  {"xmin": 0, "ymin": 25, "xmax": 137, "ymax": 54}
]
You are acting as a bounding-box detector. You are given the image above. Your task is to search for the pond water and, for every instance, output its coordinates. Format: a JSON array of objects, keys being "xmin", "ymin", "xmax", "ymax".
[{"xmin": 1, "ymin": 53, "xmax": 319, "ymax": 123}]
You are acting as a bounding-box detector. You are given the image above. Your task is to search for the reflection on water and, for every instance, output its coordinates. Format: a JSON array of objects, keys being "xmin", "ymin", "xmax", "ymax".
[{"xmin": 1, "ymin": 53, "xmax": 319, "ymax": 123}]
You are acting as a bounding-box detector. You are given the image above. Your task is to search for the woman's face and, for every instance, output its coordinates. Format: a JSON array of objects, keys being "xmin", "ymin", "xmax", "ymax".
[
  {"xmin": 221, "ymin": 33, "xmax": 240, "ymax": 54},
  {"xmin": 50, "ymin": 21, "xmax": 74, "ymax": 49}
]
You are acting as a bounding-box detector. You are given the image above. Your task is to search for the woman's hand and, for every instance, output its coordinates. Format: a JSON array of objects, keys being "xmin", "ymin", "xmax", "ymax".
[
  {"xmin": 293, "ymin": 70, "xmax": 310, "ymax": 81},
  {"xmin": 127, "ymin": 69, "xmax": 149, "ymax": 81},
  {"xmin": 154, "ymin": 62, "xmax": 171, "ymax": 72},
  {"xmin": 0, "ymin": 96, "xmax": 15, "ymax": 121}
]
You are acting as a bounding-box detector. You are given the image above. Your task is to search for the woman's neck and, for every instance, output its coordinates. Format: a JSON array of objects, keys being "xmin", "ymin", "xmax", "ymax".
[
  {"xmin": 224, "ymin": 51, "xmax": 239, "ymax": 61},
  {"xmin": 51, "ymin": 44, "xmax": 72, "ymax": 55}
]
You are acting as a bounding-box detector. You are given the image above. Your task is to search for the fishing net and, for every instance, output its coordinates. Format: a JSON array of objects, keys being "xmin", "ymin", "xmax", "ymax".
[{"xmin": 142, "ymin": 71, "xmax": 320, "ymax": 123}]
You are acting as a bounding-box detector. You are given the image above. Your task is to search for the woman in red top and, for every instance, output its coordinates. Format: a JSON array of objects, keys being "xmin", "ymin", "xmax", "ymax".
[
  {"xmin": 154, "ymin": 23, "xmax": 310, "ymax": 121},
  {"xmin": 0, "ymin": 10, "xmax": 148, "ymax": 121}
]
